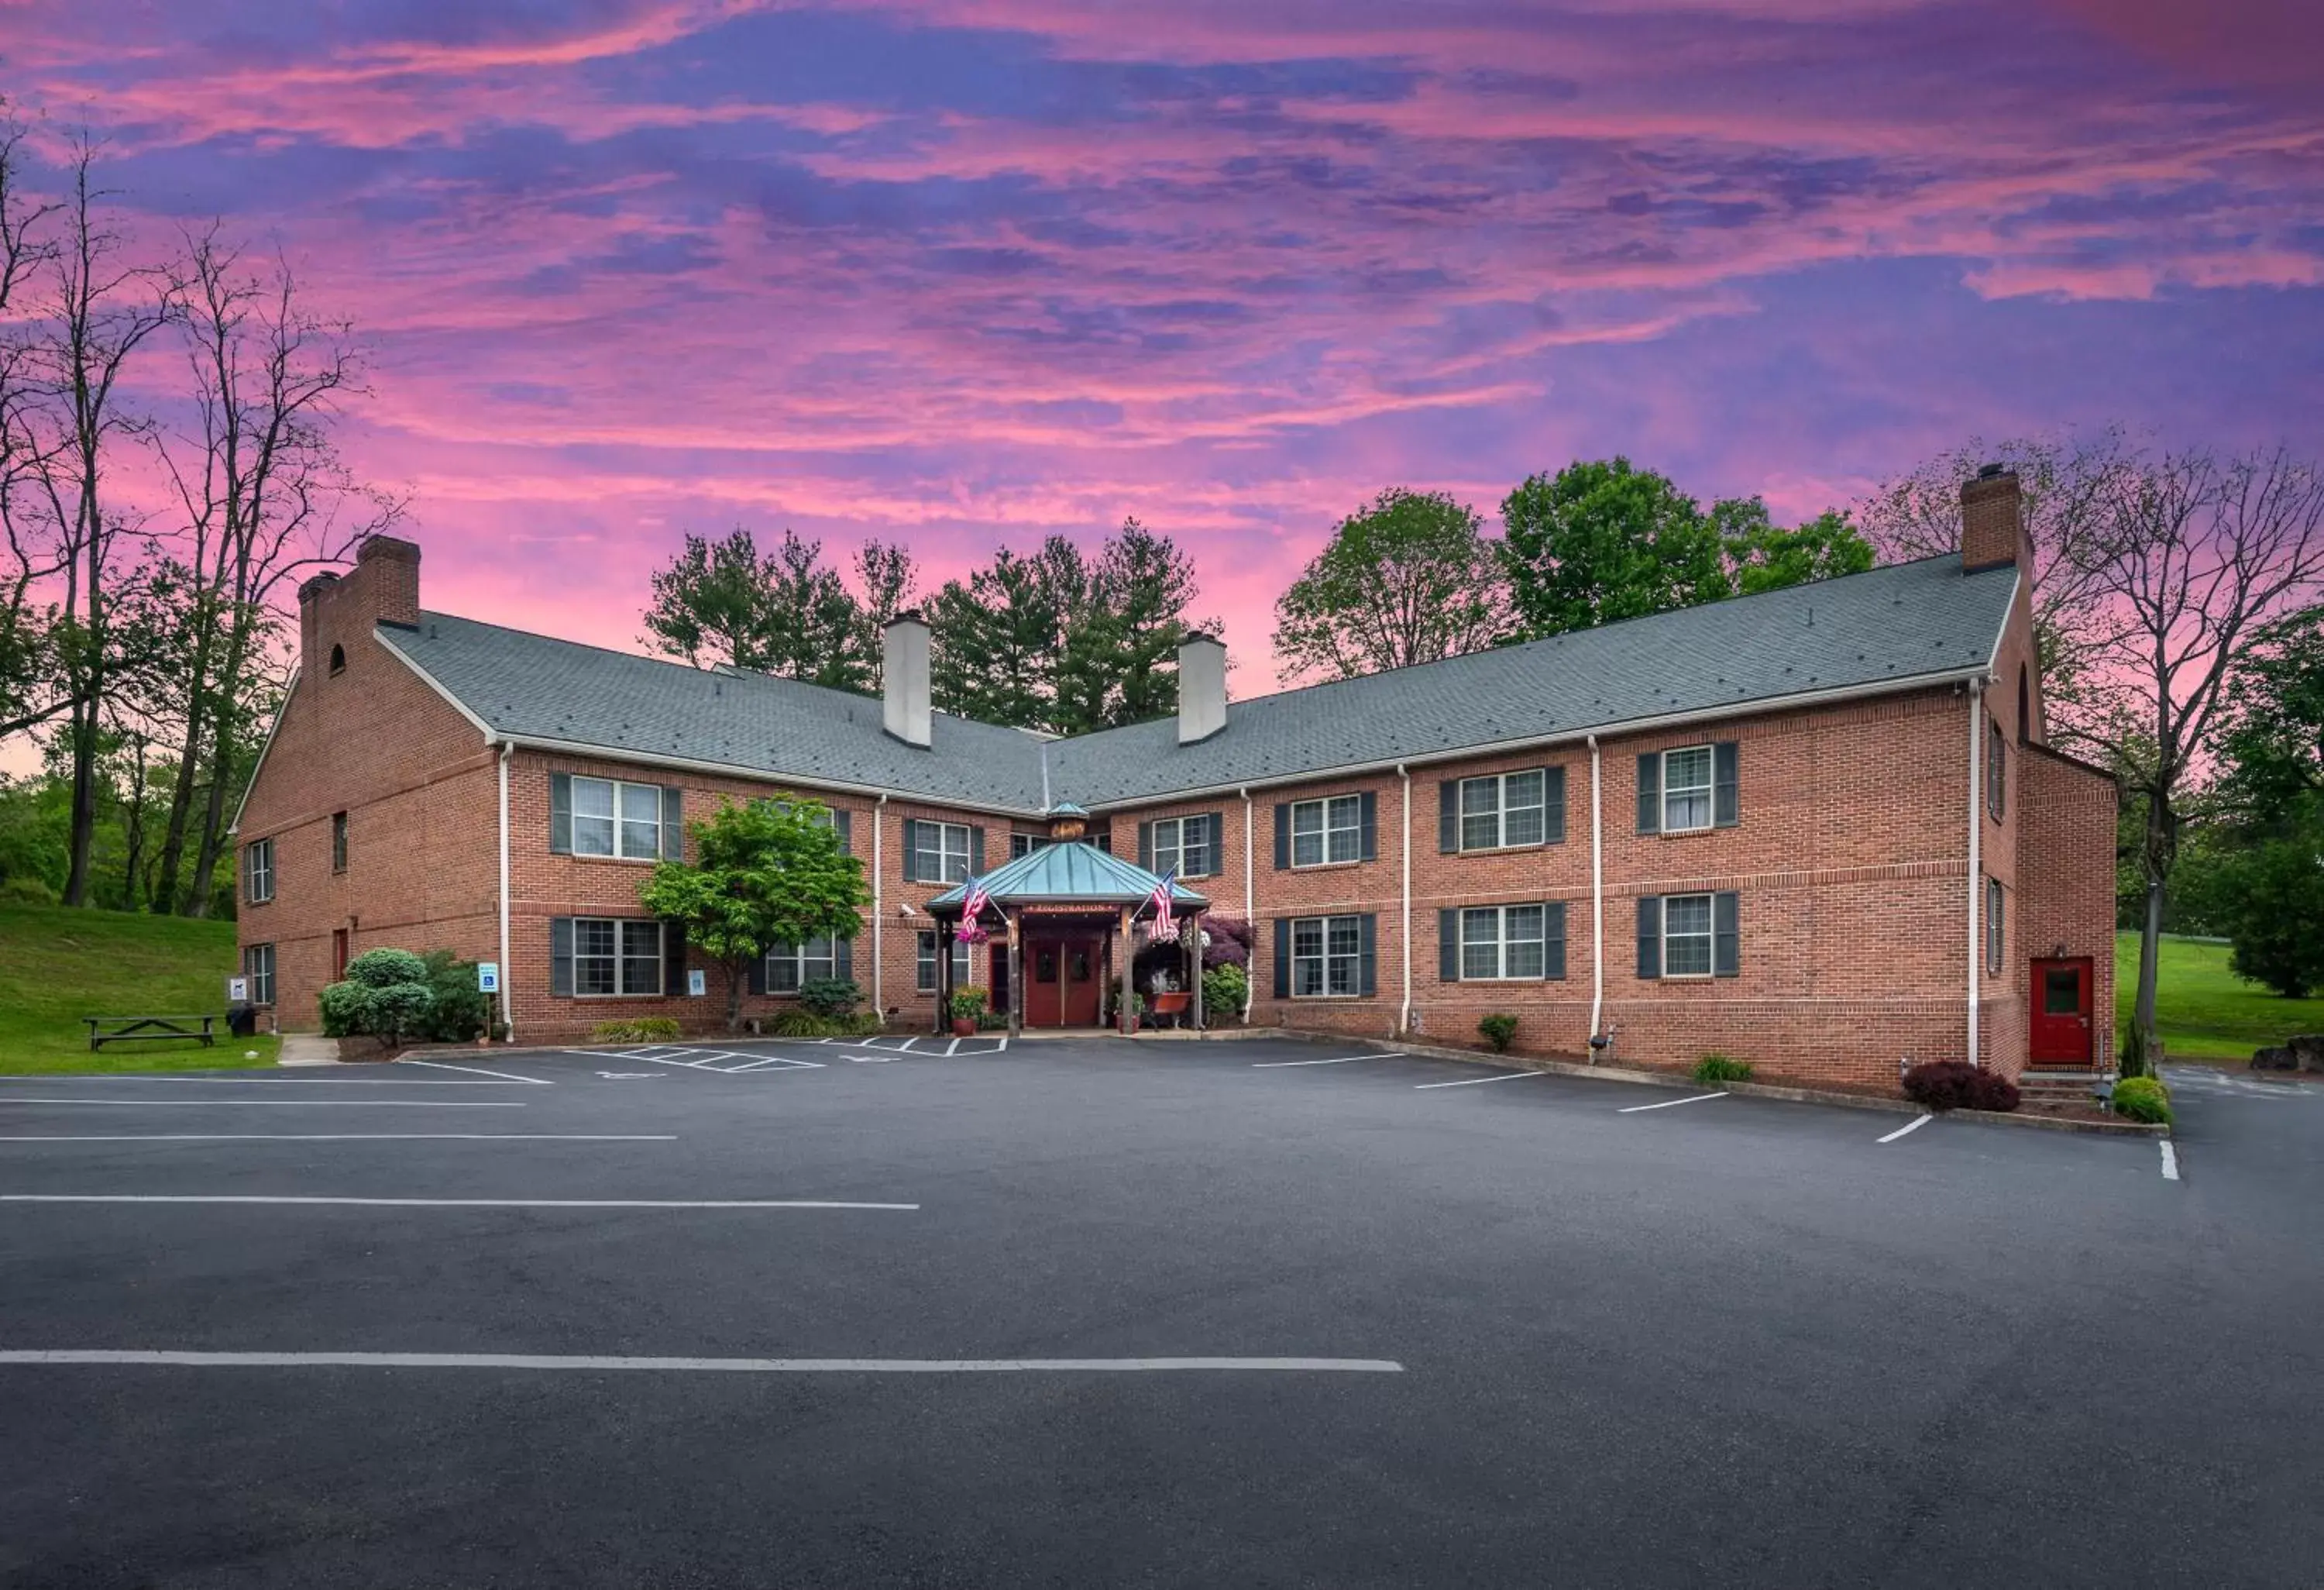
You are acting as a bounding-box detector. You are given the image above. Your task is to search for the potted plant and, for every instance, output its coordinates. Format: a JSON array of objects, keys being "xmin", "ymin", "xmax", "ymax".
[
  {"xmin": 947, "ymin": 987, "xmax": 988, "ymax": 1037},
  {"xmin": 1116, "ymin": 989, "xmax": 1144, "ymax": 1035}
]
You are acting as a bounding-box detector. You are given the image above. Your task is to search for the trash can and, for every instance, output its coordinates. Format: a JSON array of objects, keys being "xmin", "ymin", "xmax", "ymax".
[{"xmin": 226, "ymin": 1003, "xmax": 258, "ymax": 1040}]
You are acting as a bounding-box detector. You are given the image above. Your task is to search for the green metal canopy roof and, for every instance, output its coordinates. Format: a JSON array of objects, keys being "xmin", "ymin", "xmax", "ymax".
[{"xmin": 926, "ymin": 841, "xmax": 1208, "ymax": 912}]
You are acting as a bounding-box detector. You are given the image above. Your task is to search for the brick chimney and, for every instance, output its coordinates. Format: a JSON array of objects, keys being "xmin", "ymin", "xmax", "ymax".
[
  {"xmin": 1960, "ymin": 465, "xmax": 2031, "ymax": 574},
  {"xmin": 299, "ymin": 535, "xmax": 421, "ymax": 678}
]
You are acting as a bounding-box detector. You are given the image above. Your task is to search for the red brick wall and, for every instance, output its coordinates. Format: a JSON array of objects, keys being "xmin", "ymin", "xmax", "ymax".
[{"xmin": 2019, "ymin": 745, "xmax": 2120, "ymax": 1073}]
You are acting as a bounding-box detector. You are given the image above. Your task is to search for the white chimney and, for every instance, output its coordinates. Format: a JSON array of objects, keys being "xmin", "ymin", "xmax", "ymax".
[
  {"xmin": 882, "ymin": 611, "xmax": 932, "ymax": 748},
  {"xmin": 1177, "ymin": 632, "xmax": 1226, "ymax": 745}
]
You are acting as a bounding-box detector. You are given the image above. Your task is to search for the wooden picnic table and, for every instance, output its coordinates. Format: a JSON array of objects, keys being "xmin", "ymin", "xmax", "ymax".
[{"xmin": 85, "ymin": 1015, "xmax": 218, "ymax": 1051}]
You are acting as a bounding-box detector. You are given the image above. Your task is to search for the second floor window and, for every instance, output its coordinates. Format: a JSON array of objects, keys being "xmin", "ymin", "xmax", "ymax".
[
  {"xmin": 1150, "ymin": 815, "xmax": 1214, "ymax": 878},
  {"xmin": 1290, "ymin": 796, "xmax": 1363, "ymax": 867},
  {"xmin": 1459, "ymin": 771, "xmax": 1547, "ymax": 851},
  {"xmin": 1986, "ymin": 879, "xmax": 2005, "ymax": 973},
  {"xmin": 331, "ymin": 812, "xmax": 348, "ymax": 872},
  {"xmin": 914, "ymin": 821, "xmax": 971, "ymax": 885},
  {"xmin": 243, "ymin": 838, "xmax": 274, "ymax": 905},
  {"xmin": 572, "ymin": 776, "xmax": 664, "ymax": 859},
  {"xmin": 1988, "ymin": 721, "xmax": 2007, "ymax": 821},
  {"xmin": 1662, "ymin": 748, "xmax": 1714, "ymax": 833}
]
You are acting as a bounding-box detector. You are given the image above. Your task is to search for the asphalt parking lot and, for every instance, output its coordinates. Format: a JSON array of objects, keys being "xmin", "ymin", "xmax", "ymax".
[{"xmin": 2, "ymin": 1035, "xmax": 2316, "ymax": 1588}]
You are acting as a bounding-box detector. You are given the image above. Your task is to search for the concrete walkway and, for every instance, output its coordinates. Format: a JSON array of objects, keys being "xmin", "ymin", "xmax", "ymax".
[{"xmin": 275, "ymin": 1034, "xmax": 342, "ymax": 1067}]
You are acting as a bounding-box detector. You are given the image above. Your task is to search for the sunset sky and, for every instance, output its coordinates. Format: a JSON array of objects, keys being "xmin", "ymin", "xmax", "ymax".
[{"xmin": 5, "ymin": 0, "xmax": 2320, "ymax": 688}]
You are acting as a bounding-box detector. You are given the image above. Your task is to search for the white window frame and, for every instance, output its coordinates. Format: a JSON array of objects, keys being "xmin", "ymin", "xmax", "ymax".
[
  {"xmin": 1986, "ymin": 878, "xmax": 2004, "ymax": 974},
  {"xmin": 914, "ymin": 821, "xmax": 971, "ymax": 885},
  {"xmin": 916, "ymin": 931, "xmax": 970, "ymax": 993},
  {"xmin": 766, "ymin": 936, "xmax": 841, "ymax": 994},
  {"xmin": 1150, "ymin": 815, "xmax": 1214, "ymax": 879},
  {"xmin": 570, "ymin": 776, "xmax": 665, "ymax": 860},
  {"xmin": 243, "ymin": 838, "xmax": 274, "ymax": 905},
  {"xmin": 1289, "ymin": 796, "xmax": 1363, "ymax": 868},
  {"xmin": 1009, "ymin": 833, "xmax": 1050, "ymax": 860},
  {"xmin": 1661, "ymin": 892, "xmax": 1715, "ymax": 979},
  {"xmin": 1290, "ymin": 914, "xmax": 1363, "ymax": 997},
  {"xmin": 1460, "ymin": 904, "xmax": 1548, "ymax": 981},
  {"xmin": 1458, "ymin": 771, "xmax": 1547, "ymax": 852},
  {"xmin": 1660, "ymin": 747, "xmax": 1714, "ymax": 835},
  {"xmin": 243, "ymin": 942, "xmax": 275, "ymax": 1005},
  {"xmin": 572, "ymin": 917, "xmax": 665, "ymax": 998}
]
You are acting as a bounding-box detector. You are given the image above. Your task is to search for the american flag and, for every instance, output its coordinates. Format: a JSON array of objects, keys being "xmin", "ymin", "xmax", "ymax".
[
  {"xmin": 956, "ymin": 874, "xmax": 990, "ymax": 938},
  {"xmin": 1149, "ymin": 868, "xmax": 1177, "ymax": 940}
]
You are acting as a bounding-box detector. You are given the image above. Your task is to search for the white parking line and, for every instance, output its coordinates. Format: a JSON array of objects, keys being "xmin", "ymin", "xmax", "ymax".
[
  {"xmin": 1877, "ymin": 1113, "xmax": 1934, "ymax": 1144},
  {"xmin": 609, "ymin": 1053, "xmax": 727, "ymax": 1072},
  {"xmin": 393, "ymin": 1060, "xmax": 553, "ymax": 1085},
  {"xmin": 1617, "ymin": 1092, "xmax": 1728, "ymax": 1113},
  {"xmin": 717, "ymin": 1054, "xmax": 826, "ymax": 1073},
  {"xmin": 2160, "ymin": 1141, "xmax": 2180, "ymax": 1180},
  {"xmin": 0, "ymin": 1075, "xmax": 536, "ymax": 1086},
  {"xmin": 0, "ymin": 1098, "xmax": 521, "ymax": 1109},
  {"xmin": 844, "ymin": 1055, "xmax": 892, "ymax": 1064},
  {"xmin": 0, "ymin": 1195, "xmax": 916, "ymax": 1210},
  {"xmin": 1415, "ymin": 1070, "xmax": 1545, "ymax": 1090},
  {"xmin": 1255, "ymin": 1052, "xmax": 1406, "ymax": 1068},
  {"xmin": 0, "ymin": 1350, "xmax": 1404, "ymax": 1375},
  {"xmin": 0, "ymin": 1134, "xmax": 676, "ymax": 1143}
]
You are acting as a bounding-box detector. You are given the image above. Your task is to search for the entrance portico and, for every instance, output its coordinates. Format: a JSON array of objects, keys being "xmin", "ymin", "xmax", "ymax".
[{"xmin": 926, "ymin": 806, "xmax": 1209, "ymax": 1037}]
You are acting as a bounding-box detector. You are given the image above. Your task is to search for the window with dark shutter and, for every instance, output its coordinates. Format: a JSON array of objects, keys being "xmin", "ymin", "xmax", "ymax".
[
  {"xmin": 550, "ymin": 774, "xmax": 573, "ymax": 854},
  {"xmin": 1636, "ymin": 755, "xmax": 1660, "ymax": 835},
  {"xmin": 1439, "ymin": 781, "xmax": 1459, "ymax": 853},
  {"xmin": 662, "ymin": 787, "xmax": 684, "ymax": 859},
  {"xmin": 550, "ymin": 917, "xmax": 575, "ymax": 996},
  {"xmin": 1358, "ymin": 792, "xmax": 1378, "ymax": 862},
  {"xmin": 1714, "ymin": 742, "xmax": 1739, "ymax": 828},
  {"xmin": 1272, "ymin": 919, "xmax": 1291, "ymax": 998},
  {"xmin": 1544, "ymin": 766, "xmax": 1567, "ymax": 844},
  {"xmin": 1357, "ymin": 914, "xmax": 1377, "ymax": 996},
  {"xmin": 1138, "ymin": 821, "xmax": 1153, "ymax": 871},
  {"xmin": 1635, "ymin": 897, "xmax": 1662, "ymax": 979},
  {"xmin": 1439, "ymin": 908, "xmax": 1460, "ymax": 982},
  {"xmin": 1544, "ymin": 901, "xmax": 1568, "ymax": 980},
  {"xmin": 663, "ymin": 923, "xmax": 688, "ymax": 994},
  {"xmin": 901, "ymin": 819, "xmax": 920, "ymax": 883},
  {"xmin": 834, "ymin": 809, "xmax": 851, "ymax": 852},
  {"xmin": 1713, "ymin": 891, "xmax": 1740, "ymax": 977},
  {"xmin": 1273, "ymin": 805, "xmax": 1291, "ymax": 869}
]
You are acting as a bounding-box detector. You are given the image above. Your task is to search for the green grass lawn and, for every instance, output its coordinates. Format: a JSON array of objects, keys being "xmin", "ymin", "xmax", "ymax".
[
  {"xmin": 0, "ymin": 902, "xmax": 277, "ymax": 1074},
  {"xmin": 2116, "ymin": 930, "xmax": 2324, "ymax": 1064}
]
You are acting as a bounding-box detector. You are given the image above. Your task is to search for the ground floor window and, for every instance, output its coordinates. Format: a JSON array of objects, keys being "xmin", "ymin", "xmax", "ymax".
[
  {"xmin": 1292, "ymin": 914, "xmax": 1363, "ymax": 996},
  {"xmin": 766, "ymin": 937, "xmax": 839, "ymax": 993},
  {"xmin": 242, "ymin": 942, "xmax": 275, "ymax": 1005},
  {"xmin": 572, "ymin": 918, "xmax": 665, "ymax": 997},
  {"xmin": 917, "ymin": 931, "xmax": 969, "ymax": 993}
]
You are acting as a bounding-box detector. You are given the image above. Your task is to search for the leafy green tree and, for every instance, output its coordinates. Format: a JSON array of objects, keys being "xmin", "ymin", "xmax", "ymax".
[
  {"xmin": 638, "ymin": 796, "xmax": 868, "ymax": 1032},
  {"xmin": 927, "ymin": 546, "xmax": 1061, "ymax": 731},
  {"xmin": 1272, "ymin": 488, "xmax": 1511, "ymax": 683},
  {"xmin": 2216, "ymin": 607, "xmax": 2324, "ymax": 829},
  {"xmin": 1499, "ymin": 459, "xmax": 1731, "ymax": 639},
  {"xmin": 1720, "ymin": 504, "xmax": 1876, "ymax": 595},
  {"xmin": 2220, "ymin": 837, "xmax": 2324, "ymax": 998},
  {"xmin": 642, "ymin": 528, "xmax": 914, "ymax": 692}
]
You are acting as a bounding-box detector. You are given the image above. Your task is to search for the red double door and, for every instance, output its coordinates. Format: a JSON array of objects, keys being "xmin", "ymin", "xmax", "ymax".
[
  {"xmin": 2030, "ymin": 956, "xmax": 2094, "ymax": 1065},
  {"xmin": 1023, "ymin": 935, "xmax": 1103, "ymax": 1027}
]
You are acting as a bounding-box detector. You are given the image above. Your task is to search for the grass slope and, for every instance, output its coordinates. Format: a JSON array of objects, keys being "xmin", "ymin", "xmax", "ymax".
[
  {"xmin": 2116, "ymin": 930, "xmax": 2324, "ymax": 1064},
  {"xmin": 0, "ymin": 903, "xmax": 276, "ymax": 1074}
]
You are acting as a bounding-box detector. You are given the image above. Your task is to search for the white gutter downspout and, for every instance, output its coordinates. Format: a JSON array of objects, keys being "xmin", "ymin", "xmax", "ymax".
[
  {"xmin": 1967, "ymin": 680, "xmax": 1985, "ymax": 1068},
  {"xmin": 1397, "ymin": 764, "xmax": 1412, "ymax": 1037},
  {"xmin": 1240, "ymin": 786, "xmax": 1254, "ymax": 1024},
  {"xmin": 1587, "ymin": 734, "xmax": 1604, "ymax": 1049},
  {"xmin": 496, "ymin": 739, "xmax": 514, "ymax": 1044},
  {"xmin": 872, "ymin": 793, "xmax": 889, "ymax": 1013}
]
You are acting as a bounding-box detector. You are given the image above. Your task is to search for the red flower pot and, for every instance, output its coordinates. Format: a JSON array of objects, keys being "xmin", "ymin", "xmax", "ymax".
[{"xmin": 951, "ymin": 1017, "xmax": 976, "ymax": 1037}]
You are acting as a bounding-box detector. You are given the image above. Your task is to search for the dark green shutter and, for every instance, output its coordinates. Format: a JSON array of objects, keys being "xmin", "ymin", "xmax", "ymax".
[
  {"xmin": 550, "ymin": 917, "xmax": 574, "ymax": 996},
  {"xmin": 836, "ymin": 937, "xmax": 854, "ymax": 983},
  {"xmin": 1274, "ymin": 805, "xmax": 1291, "ymax": 869},
  {"xmin": 1636, "ymin": 755, "xmax": 1660, "ymax": 835},
  {"xmin": 1714, "ymin": 892, "xmax": 1739, "ymax": 977},
  {"xmin": 901, "ymin": 819, "xmax": 920, "ymax": 883},
  {"xmin": 1358, "ymin": 792, "xmax": 1378, "ymax": 862},
  {"xmin": 1439, "ymin": 908, "xmax": 1460, "ymax": 982},
  {"xmin": 663, "ymin": 923, "xmax": 686, "ymax": 994},
  {"xmin": 1439, "ymin": 781, "xmax": 1459, "ymax": 852},
  {"xmin": 550, "ymin": 774, "xmax": 573, "ymax": 854},
  {"xmin": 1357, "ymin": 914, "xmax": 1377, "ymax": 996},
  {"xmin": 1544, "ymin": 902, "xmax": 1567, "ymax": 980},
  {"xmin": 1714, "ymin": 742, "xmax": 1739, "ymax": 828},
  {"xmin": 1635, "ymin": 897, "xmax": 1662, "ymax": 979},
  {"xmin": 1201, "ymin": 813, "xmax": 1224, "ymax": 876},
  {"xmin": 662, "ymin": 786, "xmax": 683, "ymax": 859},
  {"xmin": 971, "ymin": 826, "xmax": 985, "ymax": 873},
  {"xmin": 747, "ymin": 953, "xmax": 766, "ymax": 996},
  {"xmin": 1544, "ymin": 766, "xmax": 1567, "ymax": 844},
  {"xmin": 1273, "ymin": 919, "xmax": 1291, "ymax": 999},
  {"xmin": 1138, "ymin": 821, "xmax": 1153, "ymax": 871},
  {"xmin": 835, "ymin": 809, "xmax": 852, "ymax": 852}
]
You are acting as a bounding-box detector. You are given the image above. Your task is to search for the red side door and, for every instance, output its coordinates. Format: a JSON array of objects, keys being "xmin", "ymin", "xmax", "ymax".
[{"xmin": 2029, "ymin": 957, "xmax": 2094, "ymax": 1065}]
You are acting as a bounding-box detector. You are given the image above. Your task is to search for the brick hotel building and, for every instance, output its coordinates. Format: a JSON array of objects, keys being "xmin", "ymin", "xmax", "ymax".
[{"xmin": 233, "ymin": 470, "xmax": 2116, "ymax": 1091}]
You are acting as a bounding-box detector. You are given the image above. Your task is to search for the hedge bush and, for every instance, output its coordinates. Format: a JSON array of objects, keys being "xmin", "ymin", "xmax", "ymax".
[
  {"xmin": 418, "ymin": 951, "xmax": 490, "ymax": 1043},
  {"xmin": 590, "ymin": 1017, "xmax": 682, "ymax": 1043},
  {"xmin": 765, "ymin": 1010, "xmax": 882, "ymax": 1038},
  {"xmin": 1693, "ymin": 1054, "xmax": 1754, "ymax": 1084},
  {"xmin": 1902, "ymin": 1059, "xmax": 2020, "ymax": 1112},
  {"xmin": 798, "ymin": 977, "xmax": 861, "ymax": 1019},
  {"xmin": 1477, "ymin": 1014, "xmax": 1518, "ymax": 1052},
  {"xmin": 1202, "ymin": 963, "xmax": 1250, "ymax": 1020},
  {"xmin": 318, "ymin": 948, "xmax": 435, "ymax": 1048},
  {"xmin": 2110, "ymin": 1075, "xmax": 2172, "ymax": 1125}
]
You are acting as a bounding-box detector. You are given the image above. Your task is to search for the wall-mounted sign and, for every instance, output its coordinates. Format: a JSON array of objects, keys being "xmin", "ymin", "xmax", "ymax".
[
  {"xmin": 226, "ymin": 976, "xmax": 249, "ymax": 1003},
  {"xmin": 477, "ymin": 962, "xmax": 500, "ymax": 994},
  {"xmin": 687, "ymin": 969, "xmax": 707, "ymax": 997}
]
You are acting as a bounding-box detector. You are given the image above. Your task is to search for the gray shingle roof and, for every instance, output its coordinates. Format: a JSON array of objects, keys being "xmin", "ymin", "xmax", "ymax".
[{"xmin": 382, "ymin": 553, "xmax": 2015, "ymax": 817}]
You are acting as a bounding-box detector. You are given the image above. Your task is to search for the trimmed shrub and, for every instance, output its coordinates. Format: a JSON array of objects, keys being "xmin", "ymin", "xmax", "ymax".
[
  {"xmin": 1202, "ymin": 962, "xmax": 1250, "ymax": 1021},
  {"xmin": 590, "ymin": 1017, "xmax": 682, "ymax": 1043},
  {"xmin": 765, "ymin": 1010, "xmax": 882, "ymax": 1038},
  {"xmin": 1477, "ymin": 1014, "xmax": 1519, "ymax": 1052},
  {"xmin": 798, "ymin": 978, "xmax": 861, "ymax": 1019},
  {"xmin": 344, "ymin": 948, "xmax": 429, "ymax": 989},
  {"xmin": 319, "ymin": 948, "xmax": 435, "ymax": 1049},
  {"xmin": 2111, "ymin": 1075, "xmax": 2172, "ymax": 1125},
  {"xmin": 1693, "ymin": 1054, "xmax": 1754, "ymax": 1084},
  {"xmin": 1902, "ymin": 1060, "xmax": 2021, "ymax": 1112},
  {"xmin": 417, "ymin": 951, "xmax": 490, "ymax": 1043}
]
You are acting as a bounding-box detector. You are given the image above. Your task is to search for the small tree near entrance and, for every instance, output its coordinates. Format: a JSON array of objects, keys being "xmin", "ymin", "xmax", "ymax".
[{"xmin": 638, "ymin": 797, "xmax": 868, "ymax": 1032}]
